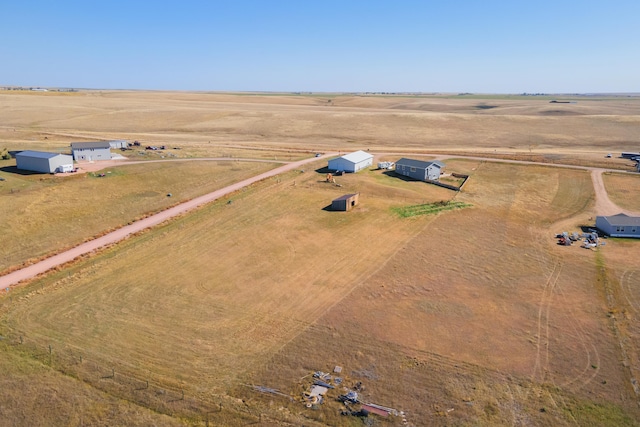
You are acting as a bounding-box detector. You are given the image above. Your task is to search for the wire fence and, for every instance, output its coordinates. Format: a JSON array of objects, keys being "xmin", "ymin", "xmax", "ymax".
[{"xmin": 3, "ymin": 331, "xmax": 272, "ymax": 426}]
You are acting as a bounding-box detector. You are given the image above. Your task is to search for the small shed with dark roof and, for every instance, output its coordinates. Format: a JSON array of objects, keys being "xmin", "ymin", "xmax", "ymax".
[
  {"xmin": 331, "ymin": 193, "xmax": 359, "ymax": 211},
  {"xmin": 596, "ymin": 213, "xmax": 640, "ymax": 238}
]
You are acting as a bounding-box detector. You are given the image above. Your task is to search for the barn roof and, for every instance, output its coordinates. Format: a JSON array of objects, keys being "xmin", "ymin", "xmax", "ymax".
[
  {"xmin": 339, "ymin": 150, "xmax": 373, "ymax": 163},
  {"xmin": 71, "ymin": 141, "xmax": 111, "ymax": 149},
  {"xmin": 16, "ymin": 150, "xmax": 66, "ymax": 159},
  {"xmin": 333, "ymin": 193, "xmax": 358, "ymax": 202},
  {"xmin": 396, "ymin": 158, "xmax": 445, "ymax": 169},
  {"xmin": 598, "ymin": 213, "xmax": 640, "ymax": 227}
]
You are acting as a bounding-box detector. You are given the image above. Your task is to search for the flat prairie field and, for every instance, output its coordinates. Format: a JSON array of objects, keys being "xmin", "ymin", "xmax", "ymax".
[{"xmin": 1, "ymin": 91, "xmax": 640, "ymax": 426}]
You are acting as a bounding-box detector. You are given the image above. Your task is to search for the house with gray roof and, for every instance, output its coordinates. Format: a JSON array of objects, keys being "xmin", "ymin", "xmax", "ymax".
[
  {"xmin": 395, "ymin": 158, "xmax": 445, "ymax": 181},
  {"xmin": 71, "ymin": 141, "xmax": 112, "ymax": 161},
  {"xmin": 15, "ymin": 150, "xmax": 74, "ymax": 173},
  {"xmin": 596, "ymin": 213, "xmax": 640, "ymax": 238}
]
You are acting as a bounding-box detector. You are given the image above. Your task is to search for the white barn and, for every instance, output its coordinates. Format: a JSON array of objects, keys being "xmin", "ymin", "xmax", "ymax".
[
  {"xmin": 328, "ymin": 150, "xmax": 373, "ymax": 173},
  {"xmin": 15, "ymin": 151, "xmax": 74, "ymax": 173}
]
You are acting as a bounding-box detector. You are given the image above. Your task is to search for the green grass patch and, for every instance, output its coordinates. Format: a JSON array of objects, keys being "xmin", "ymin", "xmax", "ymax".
[
  {"xmin": 392, "ymin": 200, "xmax": 472, "ymax": 218},
  {"xmin": 562, "ymin": 400, "xmax": 637, "ymax": 427}
]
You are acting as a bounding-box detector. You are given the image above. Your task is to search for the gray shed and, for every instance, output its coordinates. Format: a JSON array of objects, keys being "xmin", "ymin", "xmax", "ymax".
[
  {"xmin": 15, "ymin": 151, "xmax": 74, "ymax": 173},
  {"xmin": 331, "ymin": 193, "xmax": 359, "ymax": 211},
  {"xmin": 71, "ymin": 141, "xmax": 112, "ymax": 161},
  {"xmin": 108, "ymin": 140, "xmax": 129, "ymax": 149},
  {"xmin": 596, "ymin": 214, "xmax": 640, "ymax": 238},
  {"xmin": 395, "ymin": 158, "xmax": 445, "ymax": 181}
]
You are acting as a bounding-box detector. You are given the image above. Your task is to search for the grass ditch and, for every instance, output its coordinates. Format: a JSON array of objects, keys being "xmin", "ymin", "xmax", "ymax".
[{"xmin": 392, "ymin": 200, "xmax": 472, "ymax": 218}]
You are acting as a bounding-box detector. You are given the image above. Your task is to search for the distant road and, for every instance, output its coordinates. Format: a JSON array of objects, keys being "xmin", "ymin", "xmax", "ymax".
[{"xmin": 0, "ymin": 154, "xmax": 335, "ymax": 289}]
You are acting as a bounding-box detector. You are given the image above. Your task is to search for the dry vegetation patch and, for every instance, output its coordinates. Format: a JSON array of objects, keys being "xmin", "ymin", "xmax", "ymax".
[
  {"xmin": 0, "ymin": 342, "xmax": 185, "ymax": 426},
  {"xmin": 1, "ymin": 91, "xmax": 640, "ymax": 425},
  {"xmin": 1, "ymin": 163, "xmax": 452, "ymax": 422},
  {"xmin": 602, "ymin": 172, "xmax": 640, "ymax": 212},
  {"xmin": 0, "ymin": 160, "xmax": 274, "ymax": 272},
  {"xmin": 2, "ymin": 91, "xmax": 640, "ymax": 157},
  {"xmin": 246, "ymin": 164, "xmax": 636, "ymax": 425}
]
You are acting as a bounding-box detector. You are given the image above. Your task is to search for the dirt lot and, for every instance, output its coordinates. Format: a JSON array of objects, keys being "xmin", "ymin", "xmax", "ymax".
[{"xmin": 1, "ymin": 91, "xmax": 640, "ymax": 426}]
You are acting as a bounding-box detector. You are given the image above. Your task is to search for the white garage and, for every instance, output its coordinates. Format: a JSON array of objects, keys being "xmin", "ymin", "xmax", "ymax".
[
  {"xmin": 15, "ymin": 151, "xmax": 74, "ymax": 173},
  {"xmin": 327, "ymin": 150, "xmax": 373, "ymax": 173}
]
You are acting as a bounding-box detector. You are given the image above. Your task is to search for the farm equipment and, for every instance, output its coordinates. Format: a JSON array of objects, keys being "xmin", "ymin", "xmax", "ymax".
[
  {"xmin": 581, "ymin": 232, "xmax": 599, "ymax": 249},
  {"xmin": 557, "ymin": 232, "xmax": 572, "ymax": 246},
  {"xmin": 326, "ymin": 173, "xmax": 336, "ymax": 183}
]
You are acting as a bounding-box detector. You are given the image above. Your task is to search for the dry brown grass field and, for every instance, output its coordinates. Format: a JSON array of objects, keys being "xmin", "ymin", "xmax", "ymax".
[
  {"xmin": 603, "ymin": 172, "xmax": 640, "ymax": 212},
  {"xmin": 0, "ymin": 159, "xmax": 274, "ymax": 273},
  {"xmin": 1, "ymin": 90, "xmax": 640, "ymax": 426}
]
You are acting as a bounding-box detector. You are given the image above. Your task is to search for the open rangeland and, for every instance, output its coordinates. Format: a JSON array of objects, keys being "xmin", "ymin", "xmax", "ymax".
[
  {"xmin": 1, "ymin": 90, "xmax": 640, "ymax": 426},
  {"xmin": 0, "ymin": 159, "xmax": 275, "ymax": 274},
  {"xmin": 602, "ymin": 172, "xmax": 640, "ymax": 213}
]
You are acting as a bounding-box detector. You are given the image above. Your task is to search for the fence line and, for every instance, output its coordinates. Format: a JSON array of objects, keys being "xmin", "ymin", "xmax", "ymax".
[{"xmin": 3, "ymin": 332, "xmax": 277, "ymax": 426}]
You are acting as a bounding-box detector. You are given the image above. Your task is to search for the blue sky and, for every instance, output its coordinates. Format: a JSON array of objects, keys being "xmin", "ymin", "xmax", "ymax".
[{"xmin": 2, "ymin": 1, "xmax": 639, "ymax": 93}]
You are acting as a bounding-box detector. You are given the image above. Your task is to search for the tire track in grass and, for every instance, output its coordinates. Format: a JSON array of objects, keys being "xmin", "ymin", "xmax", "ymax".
[
  {"xmin": 621, "ymin": 270, "xmax": 640, "ymax": 314},
  {"xmin": 0, "ymin": 154, "xmax": 337, "ymax": 290},
  {"xmin": 532, "ymin": 262, "xmax": 561, "ymax": 383},
  {"xmin": 553, "ymin": 277, "xmax": 601, "ymax": 392}
]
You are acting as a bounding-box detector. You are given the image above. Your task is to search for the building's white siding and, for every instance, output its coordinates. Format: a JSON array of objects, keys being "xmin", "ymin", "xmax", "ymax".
[
  {"xmin": 15, "ymin": 151, "xmax": 73, "ymax": 173},
  {"xmin": 327, "ymin": 150, "xmax": 373, "ymax": 173}
]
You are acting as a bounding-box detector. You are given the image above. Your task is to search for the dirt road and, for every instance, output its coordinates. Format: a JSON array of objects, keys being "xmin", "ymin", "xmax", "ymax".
[
  {"xmin": 375, "ymin": 152, "xmax": 640, "ymax": 216},
  {"xmin": 590, "ymin": 169, "xmax": 638, "ymax": 216},
  {"xmin": 0, "ymin": 154, "xmax": 335, "ymax": 289},
  {"xmin": 2, "ymin": 152, "xmax": 637, "ymax": 290}
]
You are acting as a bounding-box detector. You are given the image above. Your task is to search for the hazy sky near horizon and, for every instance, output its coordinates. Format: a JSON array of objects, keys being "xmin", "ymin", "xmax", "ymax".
[{"xmin": 2, "ymin": 1, "xmax": 639, "ymax": 93}]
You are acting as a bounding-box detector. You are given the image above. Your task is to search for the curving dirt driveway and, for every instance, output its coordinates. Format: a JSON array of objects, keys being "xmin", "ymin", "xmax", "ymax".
[
  {"xmin": 590, "ymin": 169, "xmax": 639, "ymax": 216},
  {"xmin": 0, "ymin": 154, "xmax": 335, "ymax": 289}
]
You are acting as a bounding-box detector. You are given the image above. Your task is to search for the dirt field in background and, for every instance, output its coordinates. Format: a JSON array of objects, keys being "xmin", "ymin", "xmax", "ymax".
[
  {"xmin": 2, "ymin": 91, "xmax": 640, "ymax": 160},
  {"xmin": 1, "ymin": 91, "xmax": 640, "ymax": 426}
]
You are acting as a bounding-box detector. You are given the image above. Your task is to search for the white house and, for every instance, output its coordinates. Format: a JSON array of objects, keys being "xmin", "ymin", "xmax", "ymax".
[
  {"xmin": 327, "ymin": 150, "xmax": 373, "ymax": 173},
  {"xmin": 71, "ymin": 141, "xmax": 112, "ymax": 161},
  {"xmin": 15, "ymin": 151, "xmax": 74, "ymax": 173}
]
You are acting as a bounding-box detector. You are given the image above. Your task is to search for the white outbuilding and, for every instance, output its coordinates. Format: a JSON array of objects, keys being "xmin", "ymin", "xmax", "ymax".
[
  {"xmin": 327, "ymin": 150, "xmax": 373, "ymax": 173},
  {"xmin": 15, "ymin": 151, "xmax": 74, "ymax": 173},
  {"xmin": 71, "ymin": 141, "xmax": 112, "ymax": 161}
]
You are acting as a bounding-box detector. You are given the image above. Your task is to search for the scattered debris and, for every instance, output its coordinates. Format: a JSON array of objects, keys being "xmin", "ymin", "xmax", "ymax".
[
  {"xmin": 377, "ymin": 161, "xmax": 395, "ymax": 170},
  {"xmin": 363, "ymin": 402, "xmax": 399, "ymax": 417},
  {"xmin": 253, "ymin": 385, "xmax": 293, "ymax": 400},
  {"xmin": 556, "ymin": 231, "xmax": 601, "ymax": 249},
  {"xmin": 314, "ymin": 371, "xmax": 332, "ymax": 381},
  {"xmin": 338, "ymin": 391, "xmax": 359, "ymax": 404},
  {"xmin": 313, "ymin": 380, "xmax": 334, "ymax": 389},
  {"xmin": 297, "ymin": 366, "xmax": 408, "ymax": 423}
]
